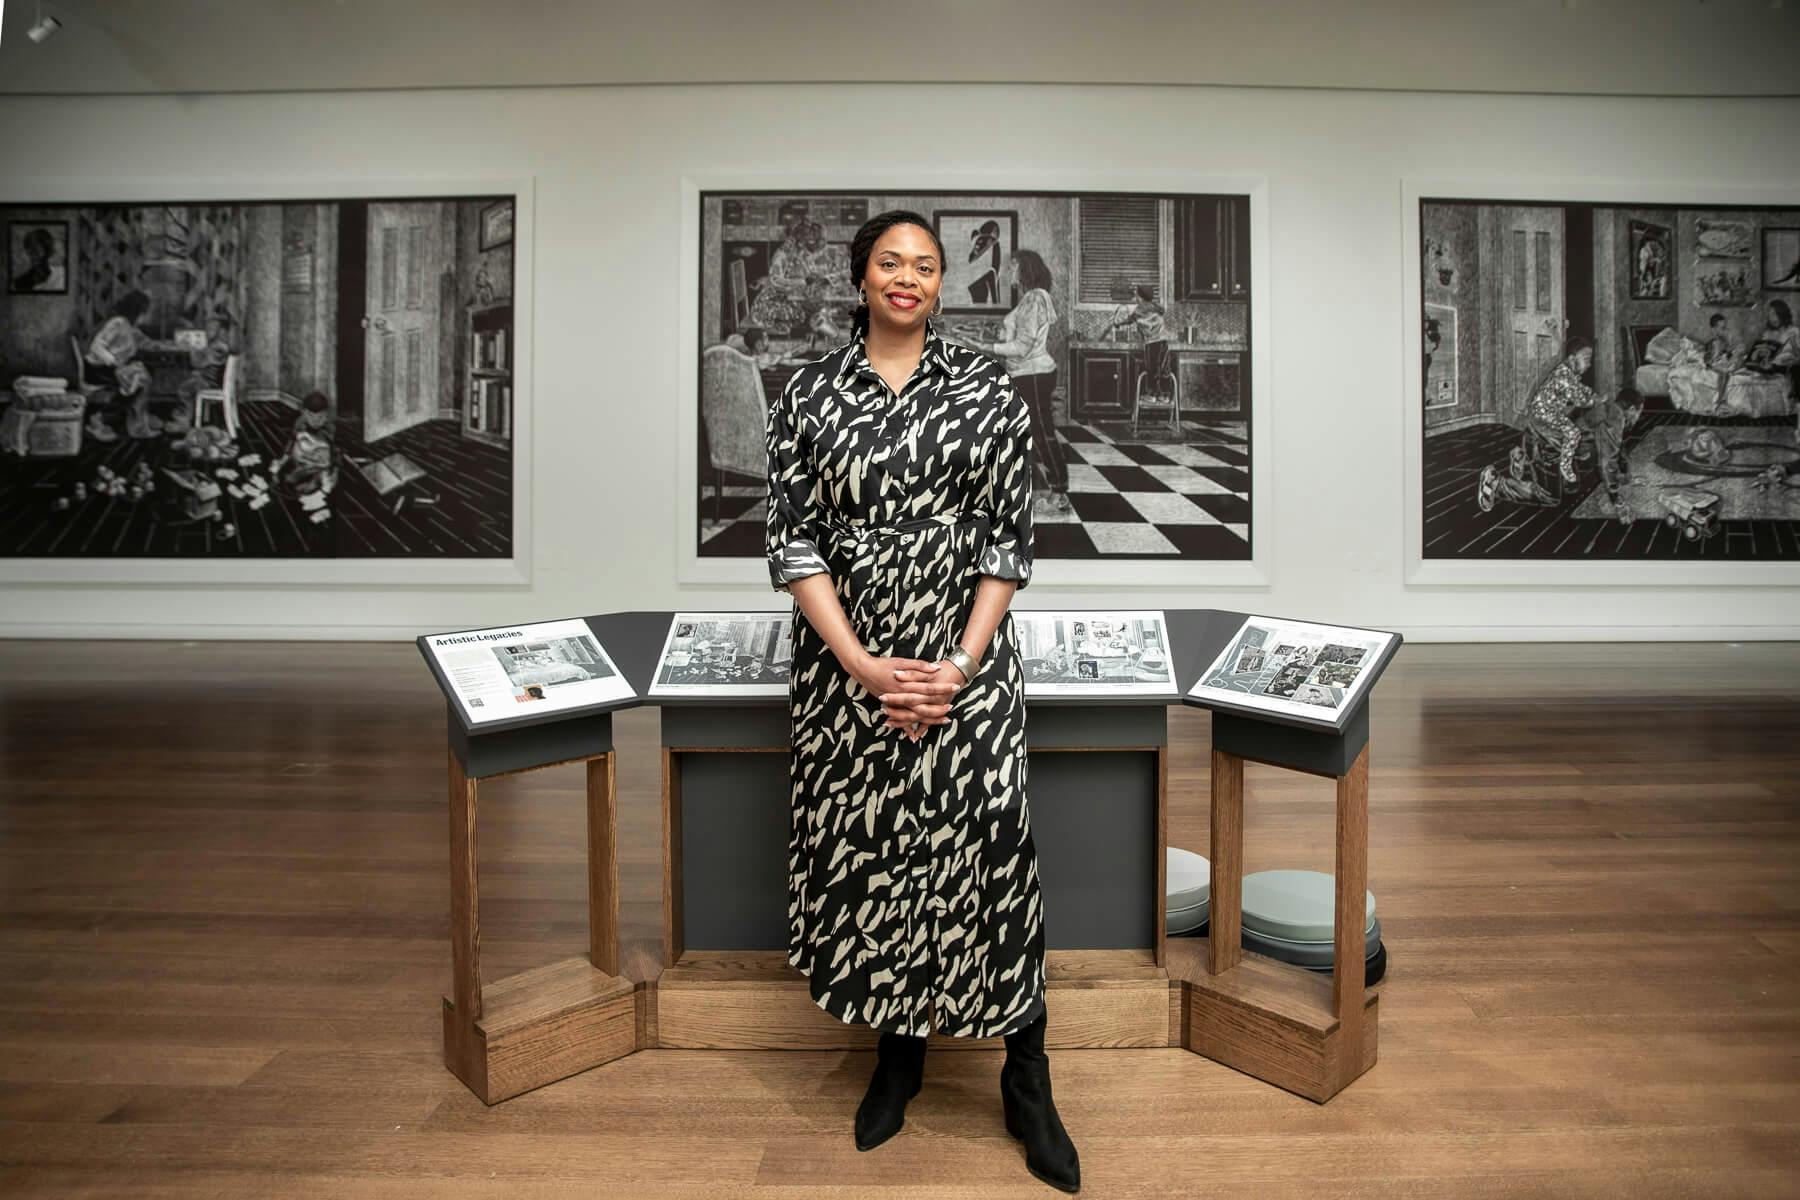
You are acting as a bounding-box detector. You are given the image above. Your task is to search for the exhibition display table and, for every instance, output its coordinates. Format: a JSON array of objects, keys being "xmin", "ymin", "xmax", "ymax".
[{"xmin": 418, "ymin": 607, "xmax": 1398, "ymax": 1106}]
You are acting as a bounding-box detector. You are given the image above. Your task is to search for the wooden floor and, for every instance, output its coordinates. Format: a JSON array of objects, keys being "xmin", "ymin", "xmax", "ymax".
[
  {"xmin": 1, "ymin": 639, "xmax": 1797, "ymax": 1197},
  {"xmin": 0, "ymin": 398, "xmax": 512, "ymax": 558},
  {"xmin": 1422, "ymin": 410, "xmax": 1800, "ymax": 560}
]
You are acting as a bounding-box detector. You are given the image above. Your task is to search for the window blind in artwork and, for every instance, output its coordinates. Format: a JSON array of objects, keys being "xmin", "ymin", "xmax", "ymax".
[{"xmin": 1078, "ymin": 197, "xmax": 1159, "ymax": 305}]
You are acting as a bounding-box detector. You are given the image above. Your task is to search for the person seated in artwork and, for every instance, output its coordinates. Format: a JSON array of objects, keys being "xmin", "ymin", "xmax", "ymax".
[
  {"xmin": 1744, "ymin": 300, "xmax": 1800, "ymax": 375},
  {"xmin": 83, "ymin": 289, "xmax": 156, "ymax": 443},
  {"xmin": 1703, "ymin": 312, "xmax": 1745, "ymax": 373},
  {"xmin": 723, "ymin": 324, "xmax": 781, "ymax": 370},
  {"xmin": 273, "ymin": 390, "xmax": 337, "ymax": 494}
]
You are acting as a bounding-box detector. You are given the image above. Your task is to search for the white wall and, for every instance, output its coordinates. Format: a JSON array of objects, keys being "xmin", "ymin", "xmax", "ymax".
[{"xmin": 2, "ymin": 83, "xmax": 1797, "ymax": 641}]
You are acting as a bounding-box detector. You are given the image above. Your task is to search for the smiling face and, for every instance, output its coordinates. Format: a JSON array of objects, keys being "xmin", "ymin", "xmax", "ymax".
[{"xmin": 860, "ymin": 223, "xmax": 942, "ymax": 333}]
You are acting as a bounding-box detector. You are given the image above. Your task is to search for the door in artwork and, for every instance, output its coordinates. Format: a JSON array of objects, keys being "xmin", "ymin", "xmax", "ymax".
[
  {"xmin": 1498, "ymin": 205, "xmax": 1565, "ymax": 427},
  {"xmin": 363, "ymin": 202, "xmax": 445, "ymax": 442}
]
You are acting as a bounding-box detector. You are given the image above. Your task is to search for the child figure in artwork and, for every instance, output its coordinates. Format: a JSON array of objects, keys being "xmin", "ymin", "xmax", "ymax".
[
  {"xmin": 1572, "ymin": 388, "xmax": 1646, "ymax": 522},
  {"xmin": 1704, "ymin": 312, "xmax": 1744, "ymax": 372},
  {"xmin": 272, "ymin": 390, "xmax": 337, "ymax": 495},
  {"xmin": 1109, "ymin": 284, "xmax": 1169, "ymax": 345}
]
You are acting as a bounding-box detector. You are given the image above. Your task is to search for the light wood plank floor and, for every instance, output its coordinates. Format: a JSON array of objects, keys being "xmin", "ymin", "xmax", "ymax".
[{"xmin": 0, "ymin": 639, "xmax": 1796, "ymax": 1197}]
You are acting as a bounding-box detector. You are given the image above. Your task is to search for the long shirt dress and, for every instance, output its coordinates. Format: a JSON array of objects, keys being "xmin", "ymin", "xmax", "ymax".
[{"xmin": 765, "ymin": 316, "xmax": 1047, "ymax": 1040}]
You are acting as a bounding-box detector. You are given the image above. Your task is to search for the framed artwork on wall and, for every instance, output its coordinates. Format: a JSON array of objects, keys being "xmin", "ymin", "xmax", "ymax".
[
  {"xmin": 676, "ymin": 167, "xmax": 1272, "ymax": 590},
  {"xmin": 1627, "ymin": 219, "xmax": 1670, "ymax": 300},
  {"xmin": 932, "ymin": 208, "xmax": 1018, "ymax": 316},
  {"xmin": 0, "ymin": 174, "xmax": 534, "ymax": 587},
  {"xmin": 1423, "ymin": 302, "xmax": 1457, "ymax": 410},
  {"xmin": 1763, "ymin": 227, "xmax": 1800, "ymax": 291},
  {"xmin": 479, "ymin": 198, "xmax": 514, "ymax": 252},
  {"xmin": 8, "ymin": 219, "xmax": 70, "ymax": 294},
  {"xmin": 1694, "ymin": 218, "xmax": 1752, "ymax": 259},
  {"xmin": 1402, "ymin": 177, "xmax": 1800, "ymax": 588}
]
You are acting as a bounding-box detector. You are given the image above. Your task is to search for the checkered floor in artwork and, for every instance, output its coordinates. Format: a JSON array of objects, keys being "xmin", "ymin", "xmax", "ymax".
[{"xmin": 698, "ymin": 420, "xmax": 1251, "ymax": 560}]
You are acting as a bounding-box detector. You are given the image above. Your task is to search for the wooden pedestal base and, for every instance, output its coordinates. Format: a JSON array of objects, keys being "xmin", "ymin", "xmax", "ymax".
[
  {"xmin": 1167, "ymin": 937, "xmax": 1377, "ymax": 1102},
  {"xmin": 443, "ymin": 957, "xmax": 639, "ymax": 1104},
  {"xmin": 648, "ymin": 949, "xmax": 1181, "ymax": 1050},
  {"xmin": 1181, "ymin": 738, "xmax": 1378, "ymax": 1103},
  {"xmin": 445, "ymin": 744, "xmax": 630, "ymax": 1105}
]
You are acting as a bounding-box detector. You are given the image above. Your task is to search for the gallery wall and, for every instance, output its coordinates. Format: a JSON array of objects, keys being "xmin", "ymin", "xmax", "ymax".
[{"xmin": 1, "ymin": 82, "xmax": 1797, "ymax": 640}]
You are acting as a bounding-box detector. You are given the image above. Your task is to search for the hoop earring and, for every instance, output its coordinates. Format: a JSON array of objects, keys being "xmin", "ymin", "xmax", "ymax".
[
  {"xmin": 931, "ymin": 296, "xmax": 943, "ymax": 317},
  {"xmin": 857, "ymin": 288, "xmax": 868, "ymax": 309}
]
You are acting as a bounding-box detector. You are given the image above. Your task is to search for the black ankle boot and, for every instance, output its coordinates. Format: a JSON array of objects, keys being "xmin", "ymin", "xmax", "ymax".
[
  {"xmin": 1000, "ymin": 1010, "xmax": 1080, "ymax": 1193},
  {"xmin": 855, "ymin": 1029, "xmax": 927, "ymax": 1151}
]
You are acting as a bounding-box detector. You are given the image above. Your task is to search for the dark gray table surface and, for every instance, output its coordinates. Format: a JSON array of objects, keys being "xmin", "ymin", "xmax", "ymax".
[{"xmin": 417, "ymin": 607, "xmax": 1400, "ymax": 740}]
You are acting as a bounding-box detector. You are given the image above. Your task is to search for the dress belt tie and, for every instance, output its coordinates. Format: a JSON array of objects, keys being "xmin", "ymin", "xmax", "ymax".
[{"xmin": 817, "ymin": 511, "xmax": 987, "ymax": 545}]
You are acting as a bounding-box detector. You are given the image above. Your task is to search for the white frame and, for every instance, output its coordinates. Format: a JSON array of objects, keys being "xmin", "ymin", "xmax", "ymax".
[
  {"xmin": 0, "ymin": 172, "xmax": 535, "ymax": 587},
  {"xmin": 1401, "ymin": 175, "xmax": 1800, "ymax": 587},
  {"xmin": 677, "ymin": 167, "xmax": 1272, "ymax": 590}
]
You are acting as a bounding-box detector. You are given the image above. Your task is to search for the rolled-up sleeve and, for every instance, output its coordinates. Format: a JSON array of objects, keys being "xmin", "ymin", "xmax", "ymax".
[
  {"xmin": 764, "ymin": 373, "xmax": 830, "ymax": 591},
  {"xmin": 977, "ymin": 373, "xmax": 1035, "ymax": 588}
]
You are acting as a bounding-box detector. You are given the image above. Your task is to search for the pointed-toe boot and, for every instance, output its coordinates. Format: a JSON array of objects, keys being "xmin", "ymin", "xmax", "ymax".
[
  {"xmin": 854, "ymin": 1029, "xmax": 927, "ymax": 1151},
  {"xmin": 1000, "ymin": 1011, "xmax": 1081, "ymax": 1193}
]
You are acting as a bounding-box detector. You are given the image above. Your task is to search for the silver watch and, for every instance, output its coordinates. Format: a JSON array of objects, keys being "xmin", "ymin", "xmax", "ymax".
[{"xmin": 946, "ymin": 646, "xmax": 980, "ymax": 683}]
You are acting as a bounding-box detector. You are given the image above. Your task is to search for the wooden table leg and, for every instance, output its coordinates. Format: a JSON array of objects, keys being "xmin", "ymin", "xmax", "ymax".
[
  {"xmin": 449, "ymin": 746, "xmax": 482, "ymax": 1022},
  {"xmin": 1208, "ymin": 748, "xmax": 1244, "ymax": 975},
  {"xmin": 662, "ymin": 747, "xmax": 684, "ymax": 969},
  {"xmin": 1332, "ymin": 742, "xmax": 1370, "ymax": 1090},
  {"xmin": 587, "ymin": 753, "xmax": 619, "ymax": 977},
  {"xmin": 1154, "ymin": 744, "xmax": 1168, "ymax": 969}
]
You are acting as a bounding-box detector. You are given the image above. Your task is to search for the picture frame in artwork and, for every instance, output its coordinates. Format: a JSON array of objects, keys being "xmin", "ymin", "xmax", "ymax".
[
  {"xmin": 1764, "ymin": 227, "xmax": 1800, "ymax": 291},
  {"xmin": 1627, "ymin": 219, "xmax": 1671, "ymax": 300},
  {"xmin": 480, "ymin": 198, "xmax": 514, "ymax": 251},
  {"xmin": 1422, "ymin": 302, "xmax": 1457, "ymax": 409},
  {"xmin": 933, "ymin": 208, "xmax": 1019, "ymax": 315},
  {"xmin": 1694, "ymin": 218, "xmax": 1752, "ymax": 260},
  {"xmin": 7, "ymin": 219, "xmax": 70, "ymax": 295}
]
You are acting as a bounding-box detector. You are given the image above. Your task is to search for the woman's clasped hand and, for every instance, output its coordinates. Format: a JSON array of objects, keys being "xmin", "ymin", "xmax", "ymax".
[{"xmin": 846, "ymin": 652, "xmax": 968, "ymax": 741}]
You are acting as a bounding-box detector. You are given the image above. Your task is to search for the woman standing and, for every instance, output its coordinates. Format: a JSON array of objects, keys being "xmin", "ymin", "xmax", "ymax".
[
  {"xmin": 965, "ymin": 249, "xmax": 1070, "ymax": 512},
  {"xmin": 765, "ymin": 210, "xmax": 1080, "ymax": 1193}
]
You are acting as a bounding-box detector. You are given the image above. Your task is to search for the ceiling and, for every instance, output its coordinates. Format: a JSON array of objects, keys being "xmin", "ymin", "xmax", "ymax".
[{"xmin": 0, "ymin": 0, "xmax": 1796, "ymax": 98}]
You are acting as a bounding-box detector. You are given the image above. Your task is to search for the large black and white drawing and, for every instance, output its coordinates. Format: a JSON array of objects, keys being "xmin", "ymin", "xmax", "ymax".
[
  {"xmin": 0, "ymin": 193, "xmax": 519, "ymax": 566},
  {"xmin": 694, "ymin": 188, "xmax": 1256, "ymax": 567},
  {"xmin": 1417, "ymin": 197, "xmax": 1800, "ymax": 564}
]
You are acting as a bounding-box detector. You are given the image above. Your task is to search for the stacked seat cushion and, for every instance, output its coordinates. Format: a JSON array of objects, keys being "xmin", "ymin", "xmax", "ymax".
[{"xmin": 1165, "ymin": 847, "xmax": 1210, "ymax": 934}]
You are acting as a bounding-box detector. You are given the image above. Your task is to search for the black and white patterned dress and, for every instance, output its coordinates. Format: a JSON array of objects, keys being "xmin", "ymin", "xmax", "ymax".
[{"xmin": 766, "ymin": 317, "xmax": 1046, "ymax": 1039}]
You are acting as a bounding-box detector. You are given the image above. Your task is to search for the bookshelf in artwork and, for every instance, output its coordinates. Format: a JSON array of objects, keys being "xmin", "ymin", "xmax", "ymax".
[{"xmin": 466, "ymin": 302, "xmax": 514, "ymax": 449}]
